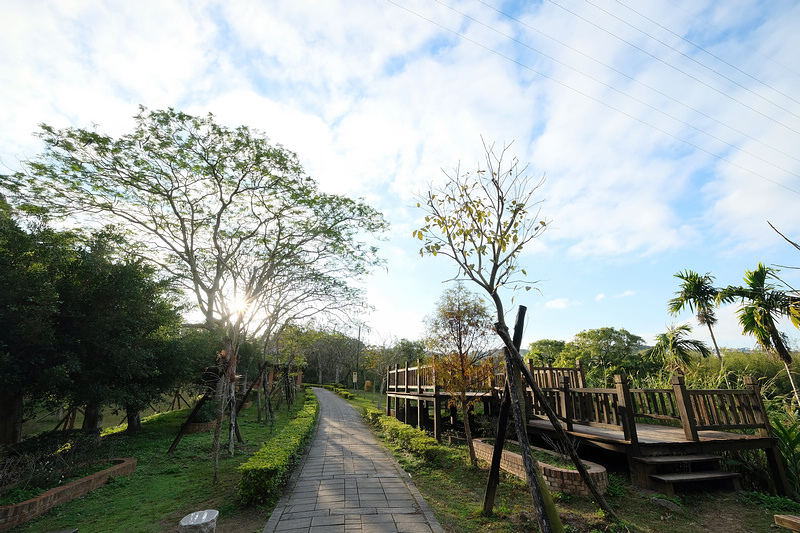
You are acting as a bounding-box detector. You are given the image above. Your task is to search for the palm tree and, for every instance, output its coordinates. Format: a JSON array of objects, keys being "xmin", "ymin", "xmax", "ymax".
[
  {"xmin": 645, "ymin": 324, "xmax": 712, "ymax": 375},
  {"xmin": 668, "ymin": 270, "xmax": 724, "ymax": 363},
  {"xmin": 719, "ymin": 263, "xmax": 800, "ymax": 406}
]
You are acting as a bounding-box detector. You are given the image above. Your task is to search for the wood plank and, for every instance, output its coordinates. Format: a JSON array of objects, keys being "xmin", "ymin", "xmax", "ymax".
[
  {"xmin": 775, "ymin": 515, "xmax": 800, "ymax": 532},
  {"xmin": 650, "ymin": 471, "xmax": 741, "ymax": 483},
  {"xmin": 634, "ymin": 454, "xmax": 720, "ymax": 465}
]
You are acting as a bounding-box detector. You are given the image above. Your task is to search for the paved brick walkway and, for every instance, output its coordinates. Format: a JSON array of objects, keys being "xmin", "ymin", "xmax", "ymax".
[{"xmin": 262, "ymin": 387, "xmax": 445, "ymax": 533}]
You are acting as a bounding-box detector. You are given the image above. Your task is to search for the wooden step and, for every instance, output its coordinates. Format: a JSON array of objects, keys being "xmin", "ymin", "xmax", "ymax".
[
  {"xmin": 650, "ymin": 471, "xmax": 741, "ymax": 483},
  {"xmin": 649, "ymin": 470, "xmax": 741, "ymax": 496},
  {"xmin": 635, "ymin": 454, "xmax": 720, "ymax": 465}
]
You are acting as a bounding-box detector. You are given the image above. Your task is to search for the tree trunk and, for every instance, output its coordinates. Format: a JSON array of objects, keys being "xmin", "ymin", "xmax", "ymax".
[
  {"xmin": 167, "ymin": 391, "xmax": 211, "ymax": 454},
  {"xmin": 503, "ymin": 338, "xmax": 563, "ymax": 533},
  {"xmin": 82, "ymin": 402, "xmax": 103, "ymax": 430},
  {"xmin": 463, "ymin": 399, "xmax": 477, "ymax": 465},
  {"xmin": 212, "ymin": 371, "xmax": 227, "ymax": 484},
  {"xmin": 494, "ymin": 315, "xmax": 620, "ymax": 522},
  {"xmin": 707, "ymin": 323, "xmax": 723, "ymax": 363},
  {"xmin": 783, "ymin": 360, "xmax": 800, "ymax": 408},
  {"xmin": 0, "ymin": 392, "xmax": 23, "ymax": 445},
  {"xmin": 126, "ymin": 408, "xmax": 142, "ymax": 433}
]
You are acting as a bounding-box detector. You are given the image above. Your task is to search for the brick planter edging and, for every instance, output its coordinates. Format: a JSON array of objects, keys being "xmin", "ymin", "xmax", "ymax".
[
  {"xmin": 0, "ymin": 457, "xmax": 137, "ymax": 531},
  {"xmin": 473, "ymin": 439, "xmax": 607, "ymax": 497}
]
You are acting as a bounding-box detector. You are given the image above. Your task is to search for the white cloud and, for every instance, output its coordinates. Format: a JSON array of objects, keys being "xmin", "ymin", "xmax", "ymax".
[
  {"xmin": 2, "ymin": 0, "xmax": 799, "ymax": 350},
  {"xmin": 545, "ymin": 298, "xmax": 580, "ymax": 309}
]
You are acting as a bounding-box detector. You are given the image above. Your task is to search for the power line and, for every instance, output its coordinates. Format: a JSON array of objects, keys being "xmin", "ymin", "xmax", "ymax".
[
  {"xmin": 665, "ymin": 0, "xmax": 800, "ymax": 81},
  {"xmin": 585, "ymin": 0, "xmax": 800, "ymax": 123},
  {"xmin": 614, "ymin": 0, "xmax": 800, "ymax": 110},
  {"xmin": 476, "ymin": 0, "xmax": 800, "ymax": 169},
  {"xmin": 443, "ymin": 0, "xmax": 800, "ymax": 178},
  {"xmin": 548, "ymin": 0, "xmax": 800, "ymax": 138},
  {"xmin": 386, "ymin": 0, "xmax": 800, "ymax": 196}
]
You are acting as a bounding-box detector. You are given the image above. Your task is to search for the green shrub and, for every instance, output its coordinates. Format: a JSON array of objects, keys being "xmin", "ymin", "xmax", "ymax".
[
  {"xmin": 194, "ymin": 401, "xmax": 219, "ymax": 423},
  {"xmin": 237, "ymin": 393, "xmax": 319, "ymax": 505},
  {"xmin": 363, "ymin": 410, "xmax": 445, "ymax": 463}
]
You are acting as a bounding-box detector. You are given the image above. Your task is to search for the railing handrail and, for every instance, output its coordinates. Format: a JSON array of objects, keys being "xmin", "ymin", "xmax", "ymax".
[{"xmin": 386, "ymin": 364, "xmax": 771, "ymax": 441}]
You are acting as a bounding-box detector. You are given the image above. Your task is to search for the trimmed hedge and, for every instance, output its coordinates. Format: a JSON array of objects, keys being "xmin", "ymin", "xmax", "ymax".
[
  {"xmin": 306, "ymin": 383, "xmax": 355, "ymax": 399},
  {"xmin": 361, "ymin": 407, "xmax": 446, "ymax": 464},
  {"xmin": 237, "ymin": 393, "xmax": 319, "ymax": 505}
]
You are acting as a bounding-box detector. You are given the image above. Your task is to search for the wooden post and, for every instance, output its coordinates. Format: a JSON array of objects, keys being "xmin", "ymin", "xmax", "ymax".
[
  {"xmin": 744, "ymin": 376, "xmax": 770, "ymax": 437},
  {"xmin": 497, "ymin": 314, "xmax": 619, "ymax": 522},
  {"xmin": 386, "ymin": 367, "xmax": 393, "ymax": 416},
  {"xmin": 433, "ymin": 395, "xmax": 442, "ymax": 442},
  {"xmin": 614, "ymin": 375, "xmax": 639, "ymax": 447},
  {"xmin": 482, "ymin": 306, "xmax": 563, "ymax": 533},
  {"xmin": 576, "ymin": 360, "xmax": 586, "ymax": 388},
  {"xmin": 499, "ymin": 311, "xmax": 560, "ymax": 532},
  {"xmin": 483, "ymin": 381, "xmax": 512, "ymax": 516},
  {"xmin": 404, "ymin": 361, "xmax": 409, "ymax": 393},
  {"xmin": 671, "ymin": 375, "xmax": 699, "ymax": 441},
  {"xmin": 559, "ymin": 376, "xmax": 574, "ymax": 432},
  {"xmin": 433, "ymin": 355, "xmax": 442, "ymax": 441},
  {"xmin": 745, "ymin": 376, "xmax": 791, "ymax": 496}
]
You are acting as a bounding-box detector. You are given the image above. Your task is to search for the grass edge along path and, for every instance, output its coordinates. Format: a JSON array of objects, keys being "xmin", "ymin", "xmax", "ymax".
[{"xmin": 12, "ymin": 388, "xmax": 318, "ymax": 533}]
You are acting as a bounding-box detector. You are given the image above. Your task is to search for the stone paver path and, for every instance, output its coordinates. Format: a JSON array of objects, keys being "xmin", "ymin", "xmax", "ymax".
[{"xmin": 262, "ymin": 388, "xmax": 444, "ymax": 533}]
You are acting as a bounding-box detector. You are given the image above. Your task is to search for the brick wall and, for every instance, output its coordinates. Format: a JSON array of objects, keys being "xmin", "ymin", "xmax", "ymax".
[
  {"xmin": 0, "ymin": 457, "xmax": 137, "ymax": 531},
  {"xmin": 473, "ymin": 439, "xmax": 607, "ymax": 497}
]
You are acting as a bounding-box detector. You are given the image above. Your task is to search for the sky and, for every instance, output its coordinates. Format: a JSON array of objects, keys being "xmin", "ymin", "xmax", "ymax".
[{"xmin": 2, "ymin": 0, "xmax": 800, "ymax": 351}]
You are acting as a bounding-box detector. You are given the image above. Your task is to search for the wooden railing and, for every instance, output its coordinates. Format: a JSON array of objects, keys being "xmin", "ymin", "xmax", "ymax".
[{"xmin": 386, "ymin": 362, "xmax": 773, "ymax": 444}]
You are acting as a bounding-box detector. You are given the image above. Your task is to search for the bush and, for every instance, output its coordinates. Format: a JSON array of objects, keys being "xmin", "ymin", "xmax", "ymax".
[
  {"xmin": 193, "ymin": 400, "xmax": 219, "ymax": 423},
  {"xmin": 362, "ymin": 409, "xmax": 445, "ymax": 463},
  {"xmin": 0, "ymin": 429, "xmax": 102, "ymax": 498},
  {"xmin": 237, "ymin": 393, "xmax": 319, "ymax": 505}
]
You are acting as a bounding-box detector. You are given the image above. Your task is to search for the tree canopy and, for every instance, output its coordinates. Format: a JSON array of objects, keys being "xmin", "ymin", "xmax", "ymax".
[{"xmin": 0, "ymin": 217, "xmax": 188, "ymax": 443}]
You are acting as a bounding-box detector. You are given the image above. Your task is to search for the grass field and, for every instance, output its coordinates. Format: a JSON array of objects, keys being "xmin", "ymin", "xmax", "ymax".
[{"xmin": 8, "ymin": 387, "xmax": 800, "ymax": 533}]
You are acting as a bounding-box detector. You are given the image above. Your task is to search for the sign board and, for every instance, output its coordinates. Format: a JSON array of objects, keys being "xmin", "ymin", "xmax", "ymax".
[{"xmin": 352, "ymin": 372, "xmax": 358, "ymax": 384}]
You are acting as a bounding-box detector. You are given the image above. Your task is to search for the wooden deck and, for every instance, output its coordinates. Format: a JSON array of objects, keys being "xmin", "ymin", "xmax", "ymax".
[{"xmin": 385, "ymin": 360, "xmax": 790, "ymax": 495}]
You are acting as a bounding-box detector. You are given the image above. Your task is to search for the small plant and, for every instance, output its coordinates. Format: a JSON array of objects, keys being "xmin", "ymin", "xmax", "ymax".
[
  {"xmin": 739, "ymin": 490, "xmax": 800, "ymax": 513},
  {"xmin": 771, "ymin": 415, "xmax": 800, "ymax": 498}
]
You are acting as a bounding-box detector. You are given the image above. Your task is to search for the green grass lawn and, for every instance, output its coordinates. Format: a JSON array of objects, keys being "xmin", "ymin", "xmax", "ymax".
[{"xmin": 12, "ymin": 392, "xmax": 307, "ymax": 533}]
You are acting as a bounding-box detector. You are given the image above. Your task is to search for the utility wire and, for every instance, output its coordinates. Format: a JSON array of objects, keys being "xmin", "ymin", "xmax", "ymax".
[
  {"xmin": 665, "ymin": 0, "xmax": 800, "ymax": 80},
  {"xmin": 548, "ymin": 0, "xmax": 800, "ymax": 138},
  {"xmin": 476, "ymin": 0, "xmax": 800, "ymax": 168},
  {"xmin": 614, "ymin": 0, "xmax": 800, "ymax": 109},
  {"xmin": 386, "ymin": 0, "xmax": 800, "ymax": 196}
]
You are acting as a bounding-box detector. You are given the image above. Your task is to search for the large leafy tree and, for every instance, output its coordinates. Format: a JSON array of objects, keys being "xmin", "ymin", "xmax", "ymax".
[
  {"xmin": 4, "ymin": 107, "xmax": 387, "ymax": 472},
  {"xmin": 425, "ymin": 283, "xmax": 495, "ymax": 465},
  {"xmin": 668, "ymin": 270, "xmax": 724, "ymax": 363},
  {"xmin": 644, "ymin": 324, "xmax": 711, "ymax": 375},
  {"xmin": 0, "ymin": 208, "xmax": 75, "ymax": 445},
  {"xmin": 719, "ymin": 263, "xmax": 800, "ymax": 406},
  {"xmin": 54, "ymin": 231, "xmax": 186, "ymax": 431},
  {"xmin": 526, "ymin": 339, "xmax": 566, "ymax": 366},
  {"xmin": 560, "ymin": 327, "xmax": 647, "ymax": 387}
]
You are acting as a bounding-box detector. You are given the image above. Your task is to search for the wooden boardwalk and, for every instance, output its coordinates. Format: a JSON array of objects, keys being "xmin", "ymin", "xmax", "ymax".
[{"xmin": 385, "ymin": 361, "xmax": 790, "ymax": 496}]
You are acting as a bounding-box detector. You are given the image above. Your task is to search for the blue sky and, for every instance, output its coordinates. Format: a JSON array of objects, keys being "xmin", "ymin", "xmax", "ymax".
[{"xmin": 2, "ymin": 0, "xmax": 799, "ymax": 351}]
